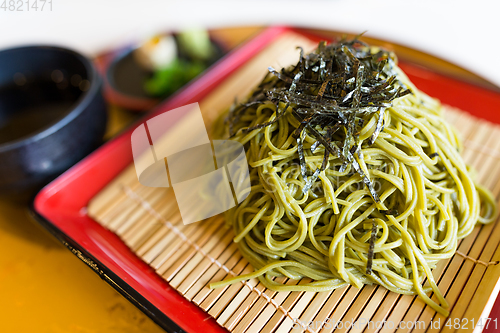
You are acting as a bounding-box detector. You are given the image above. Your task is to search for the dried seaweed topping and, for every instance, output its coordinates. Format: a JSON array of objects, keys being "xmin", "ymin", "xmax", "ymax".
[
  {"xmin": 378, "ymin": 209, "xmax": 398, "ymax": 216},
  {"xmin": 429, "ymin": 152, "xmax": 439, "ymax": 158},
  {"xmin": 228, "ymin": 36, "xmax": 412, "ymax": 201}
]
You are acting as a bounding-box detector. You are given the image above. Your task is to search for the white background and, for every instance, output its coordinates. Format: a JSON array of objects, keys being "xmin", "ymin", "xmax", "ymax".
[{"xmin": 1, "ymin": 0, "xmax": 499, "ymax": 86}]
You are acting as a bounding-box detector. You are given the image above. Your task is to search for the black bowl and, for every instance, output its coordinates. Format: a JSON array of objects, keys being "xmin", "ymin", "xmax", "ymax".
[{"xmin": 0, "ymin": 45, "xmax": 107, "ymax": 201}]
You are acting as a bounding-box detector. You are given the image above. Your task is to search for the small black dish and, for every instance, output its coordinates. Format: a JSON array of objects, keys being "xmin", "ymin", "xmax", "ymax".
[
  {"xmin": 0, "ymin": 45, "xmax": 107, "ymax": 201},
  {"xmin": 101, "ymin": 35, "xmax": 226, "ymax": 111}
]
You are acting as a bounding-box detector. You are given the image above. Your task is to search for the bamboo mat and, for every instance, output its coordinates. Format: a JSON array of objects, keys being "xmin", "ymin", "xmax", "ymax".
[{"xmin": 88, "ymin": 32, "xmax": 500, "ymax": 333}]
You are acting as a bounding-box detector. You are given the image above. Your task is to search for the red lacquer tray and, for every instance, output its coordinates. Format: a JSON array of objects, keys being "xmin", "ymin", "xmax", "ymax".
[{"xmin": 31, "ymin": 26, "xmax": 500, "ymax": 333}]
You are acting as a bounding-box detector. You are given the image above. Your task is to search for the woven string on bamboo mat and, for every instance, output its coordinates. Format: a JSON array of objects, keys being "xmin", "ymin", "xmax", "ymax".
[{"xmin": 87, "ymin": 32, "xmax": 500, "ymax": 333}]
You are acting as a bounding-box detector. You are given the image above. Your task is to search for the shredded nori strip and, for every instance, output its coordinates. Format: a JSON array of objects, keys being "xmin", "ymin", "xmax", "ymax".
[
  {"xmin": 228, "ymin": 101, "xmax": 263, "ymax": 137},
  {"xmin": 379, "ymin": 209, "xmax": 398, "ymax": 215},
  {"xmin": 369, "ymin": 108, "xmax": 385, "ymax": 145},
  {"xmin": 242, "ymin": 103, "xmax": 290, "ymax": 133},
  {"xmin": 227, "ymin": 36, "xmax": 412, "ymax": 200},
  {"xmin": 311, "ymin": 140, "xmax": 321, "ymax": 153},
  {"xmin": 366, "ymin": 220, "xmax": 378, "ymax": 275},
  {"xmin": 297, "ymin": 130, "xmax": 308, "ymax": 182}
]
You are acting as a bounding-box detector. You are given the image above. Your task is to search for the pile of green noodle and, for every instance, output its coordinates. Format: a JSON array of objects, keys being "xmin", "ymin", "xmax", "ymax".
[{"xmin": 210, "ymin": 40, "xmax": 497, "ymax": 316}]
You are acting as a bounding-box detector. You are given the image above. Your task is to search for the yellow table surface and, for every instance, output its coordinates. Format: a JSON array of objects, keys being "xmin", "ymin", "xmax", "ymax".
[{"xmin": 0, "ymin": 26, "xmax": 493, "ymax": 333}]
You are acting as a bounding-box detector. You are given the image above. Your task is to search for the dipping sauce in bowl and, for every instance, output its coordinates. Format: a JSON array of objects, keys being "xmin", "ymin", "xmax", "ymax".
[
  {"xmin": 0, "ymin": 46, "xmax": 107, "ymax": 201},
  {"xmin": 0, "ymin": 73, "xmax": 84, "ymax": 144}
]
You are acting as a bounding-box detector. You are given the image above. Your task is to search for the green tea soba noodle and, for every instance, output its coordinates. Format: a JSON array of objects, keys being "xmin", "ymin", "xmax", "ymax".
[{"xmin": 210, "ymin": 38, "xmax": 497, "ymax": 316}]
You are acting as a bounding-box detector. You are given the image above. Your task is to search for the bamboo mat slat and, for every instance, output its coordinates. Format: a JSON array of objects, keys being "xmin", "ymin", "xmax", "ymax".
[{"xmin": 87, "ymin": 32, "xmax": 500, "ymax": 333}]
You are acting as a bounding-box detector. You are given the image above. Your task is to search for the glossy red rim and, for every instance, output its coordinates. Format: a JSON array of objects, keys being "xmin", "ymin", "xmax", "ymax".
[{"xmin": 32, "ymin": 26, "xmax": 500, "ymax": 333}]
